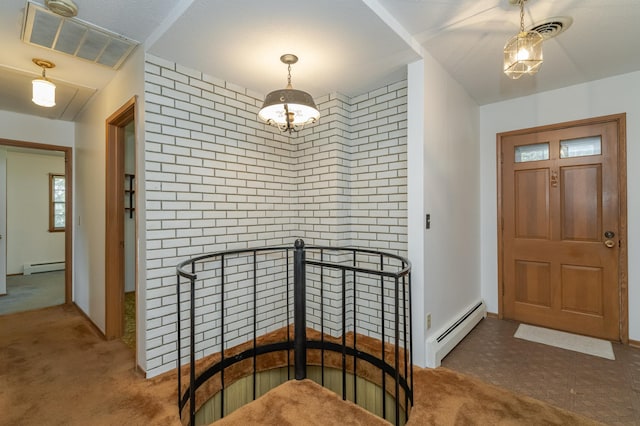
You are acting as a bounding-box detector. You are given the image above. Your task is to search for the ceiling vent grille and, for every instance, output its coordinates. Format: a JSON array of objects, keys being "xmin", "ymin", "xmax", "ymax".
[
  {"xmin": 527, "ymin": 17, "xmax": 573, "ymax": 40},
  {"xmin": 21, "ymin": 1, "xmax": 138, "ymax": 70}
]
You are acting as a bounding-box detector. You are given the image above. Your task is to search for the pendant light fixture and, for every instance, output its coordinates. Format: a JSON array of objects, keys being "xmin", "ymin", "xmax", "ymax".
[
  {"xmin": 258, "ymin": 54, "xmax": 319, "ymax": 133},
  {"xmin": 32, "ymin": 58, "xmax": 56, "ymax": 107},
  {"xmin": 504, "ymin": 0, "xmax": 543, "ymax": 79}
]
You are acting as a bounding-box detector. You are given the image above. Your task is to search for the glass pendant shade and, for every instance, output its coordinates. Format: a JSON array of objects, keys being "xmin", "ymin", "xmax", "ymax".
[
  {"xmin": 504, "ymin": 30, "xmax": 543, "ymax": 79},
  {"xmin": 32, "ymin": 78, "xmax": 56, "ymax": 107},
  {"xmin": 258, "ymin": 54, "xmax": 319, "ymax": 133},
  {"xmin": 258, "ymin": 88, "xmax": 319, "ymax": 132}
]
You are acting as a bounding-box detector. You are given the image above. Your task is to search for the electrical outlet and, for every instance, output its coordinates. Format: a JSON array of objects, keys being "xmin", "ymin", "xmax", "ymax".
[{"xmin": 426, "ymin": 313, "xmax": 431, "ymax": 330}]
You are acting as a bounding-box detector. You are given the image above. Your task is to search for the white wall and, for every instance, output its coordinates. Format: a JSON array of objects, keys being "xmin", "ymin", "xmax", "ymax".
[
  {"xmin": 408, "ymin": 55, "xmax": 481, "ymax": 367},
  {"xmin": 73, "ymin": 46, "xmax": 146, "ymax": 368},
  {"xmin": 6, "ymin": 151, "xmax": 65, "ymax": 274},
  {"xmin": 407, "ymin": 60, "xmax": 426, "ymax": 365},
  {"xmin": 480, "ymin": 70, "xmax": 640, "ymax": 341},
  {"xmin": 0, "ymin": 111, "xmax": 74, "ymax": 148}
]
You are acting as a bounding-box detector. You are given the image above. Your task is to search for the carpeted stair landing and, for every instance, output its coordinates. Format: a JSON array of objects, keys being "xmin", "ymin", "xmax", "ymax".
[
  {"xmin": 0, "ymin": 305, "xmax": 600, "ymax": 425},
  {"xmin": 213, "ymin": 379, "xmax": 390, "ymax": 426},
  {"xmin": 212, "ymin": 368, "xmax": 599, "ymax": 426}
]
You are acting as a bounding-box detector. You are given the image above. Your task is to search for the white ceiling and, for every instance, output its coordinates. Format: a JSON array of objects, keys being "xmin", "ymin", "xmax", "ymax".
[
  {"xmin": 146, "ymin": 0, "xmax": 419, "ymax": 100},
  {"xmin": 1, "ymin": 0, "xmax": 639, "ymax": 121}
]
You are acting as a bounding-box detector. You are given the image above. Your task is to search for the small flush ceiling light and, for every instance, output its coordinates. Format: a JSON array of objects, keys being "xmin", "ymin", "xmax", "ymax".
[
  {"xmin": 32, "ymin": 58, "xmax": 56, "ymax": 108},
  {"xmin": 504, "ymin": 0, "xmax": 543, "ymax": 79},
  {"xmin": 45, "ymin": 0, "xmax": 79, "ymax": 18},
  {"xmin": 258, "ymin": 54, "xmax": 320, "ymax": 133}
]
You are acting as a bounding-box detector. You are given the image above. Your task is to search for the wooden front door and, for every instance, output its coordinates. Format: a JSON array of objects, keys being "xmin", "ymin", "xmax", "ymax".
[{"xmin": 499, "ymin": 115, "xmax": 626, "ymax": 341}]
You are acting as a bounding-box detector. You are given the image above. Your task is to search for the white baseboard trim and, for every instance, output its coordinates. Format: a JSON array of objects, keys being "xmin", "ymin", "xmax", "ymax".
[
  {"xmin": 425, "ymin": 300, "xmax": 486, "ymax": 368},
  {"xmin": 23, "ymin": 261, "xmax": 65, "ymax": 275}
]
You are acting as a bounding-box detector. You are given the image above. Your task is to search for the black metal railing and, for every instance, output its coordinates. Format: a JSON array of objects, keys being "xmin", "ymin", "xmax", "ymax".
[{"xmin": 176, "ymin": 239, "xmax": 412, "ymax": 426}]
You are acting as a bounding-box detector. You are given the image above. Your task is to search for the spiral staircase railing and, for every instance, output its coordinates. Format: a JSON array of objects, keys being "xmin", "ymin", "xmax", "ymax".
[{"xmin": 176, "ymin": 239, "xmax": 412, "ymax": 425}]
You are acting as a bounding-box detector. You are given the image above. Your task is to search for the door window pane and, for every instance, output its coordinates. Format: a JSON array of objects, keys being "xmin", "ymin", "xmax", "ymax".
[
  {"xmin": 515, "ymin": 143, "xmax": 549, "ymax": 163},
  {"xmin": 560, "ymin": 136, "xmax": 601, "ymax": 158}
]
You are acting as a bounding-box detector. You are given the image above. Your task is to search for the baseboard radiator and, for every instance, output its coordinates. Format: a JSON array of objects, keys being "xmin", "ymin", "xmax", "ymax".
[
  {"xmin": 426, "ymin": 300, "xmax": 486, "ymax": 368},
  {"xmin": 23, "ymin": 261, "xmax": 65, "ymax": 275}
]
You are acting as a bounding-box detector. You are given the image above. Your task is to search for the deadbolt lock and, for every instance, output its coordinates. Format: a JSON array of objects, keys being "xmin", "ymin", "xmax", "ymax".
[{"xmin": 604, "ymin": 231, "xmax": 615, "ymax": 238}]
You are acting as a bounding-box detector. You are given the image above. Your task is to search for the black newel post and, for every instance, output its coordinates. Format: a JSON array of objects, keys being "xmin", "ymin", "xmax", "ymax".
[{"xmin": 293, "ymin": 239, "xmax": 307, "ymax": 380}]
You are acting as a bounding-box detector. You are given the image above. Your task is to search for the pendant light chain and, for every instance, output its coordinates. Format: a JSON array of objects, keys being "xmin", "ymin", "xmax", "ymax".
[
  {"xmin": 287, "ymin": 63, "xmax": 292, "ymax": 87},
  {"xmin": 519, "ymin": 0, "xmax": 525, "ymax": 32}
]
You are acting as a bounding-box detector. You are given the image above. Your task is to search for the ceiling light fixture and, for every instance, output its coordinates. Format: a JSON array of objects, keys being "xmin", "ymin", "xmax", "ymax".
[
  {"xmin": 504, "ymin": 0, "xmax": 543, "ymax": 79},
  {"xmin": 258, "ymin": 54, "xmax": 319, "ymax": 133},
  {"xmin": 32, "ymin": 58, "xmax": 56, "ymax": 108},
  {"xmin": 44, "ymin": 0, "xmax": 78, "ymax": 18}
]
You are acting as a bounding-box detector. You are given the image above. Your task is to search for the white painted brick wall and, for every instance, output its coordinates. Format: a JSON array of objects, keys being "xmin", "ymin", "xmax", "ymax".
[{"xmin": 144, "ymin": 54, "xmax": 407, "ymax": 377}]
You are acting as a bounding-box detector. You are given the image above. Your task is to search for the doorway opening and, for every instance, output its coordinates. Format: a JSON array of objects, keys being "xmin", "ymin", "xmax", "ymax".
[
  {"xmin": 497, "ymin": 113, "xmax": 627, "ymax": 342},
  {"xmin": 105, "ymin": 97, "xmax": 137, "ymax": 350},
  {"xmin": 0, "ymin": 139, "xmax": 72, "ymax": 314}
]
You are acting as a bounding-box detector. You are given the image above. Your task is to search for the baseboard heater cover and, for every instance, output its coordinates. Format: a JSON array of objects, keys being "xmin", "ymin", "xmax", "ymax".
[
  {"xmin": 23, "ymin": 261, "xmax": 65, "ymax": 275},
  {"xmin": 425, "ymin": 300, "xmax": 486, "ymax": 368}
]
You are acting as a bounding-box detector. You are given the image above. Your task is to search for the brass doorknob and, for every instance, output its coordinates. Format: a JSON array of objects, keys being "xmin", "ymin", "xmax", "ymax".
[{"xmin": 604, "ymin": 240, "xmax": 615, "ymax": 248}]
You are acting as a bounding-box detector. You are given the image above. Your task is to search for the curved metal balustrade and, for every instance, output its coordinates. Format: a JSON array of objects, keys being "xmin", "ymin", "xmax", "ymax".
[{"xmin": 176, "ymin": 239, "xmax": 412, "ymax": 425}]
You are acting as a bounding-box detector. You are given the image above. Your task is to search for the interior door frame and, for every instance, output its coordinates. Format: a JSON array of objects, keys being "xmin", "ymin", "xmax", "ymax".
[
  {"xmin": 105, "ymin": 97, "xmax": 136, "ymax": 340},
  {"xmin": 0, "ymin": 148, "xmax": 6, "ymax": 295},
  {"xmin": 496, "ymin": 113, "xmax": 628, "ymax": 343},
  {"xmin": 0, "ymin": 138, "xmax": 73, "ymax": 304}
]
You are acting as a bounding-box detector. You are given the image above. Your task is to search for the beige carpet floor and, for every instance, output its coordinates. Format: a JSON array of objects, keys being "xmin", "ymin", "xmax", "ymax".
[
  {"xmin": 214, "ymin": 379, "xmax": 390, "ymax": 426},
  {"xmin": 408, "ymin": 367, "xmax": 600, "ymax": 425},
  {"xmin": 0, "ymin": 304, "xmax": 179, "ymax": 426},
  {"xmin": 212, "ymin": 367, "xmax": 600, "ymax": 426},
  {"xmin": 0, "ymin": 304, "xmax": 600, "ymax": 426}
]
